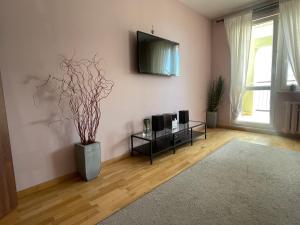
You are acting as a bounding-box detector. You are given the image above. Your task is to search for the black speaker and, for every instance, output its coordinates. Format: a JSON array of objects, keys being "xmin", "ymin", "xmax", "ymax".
[
  {"xmin": 163, "ymin": 114, "xmax": 172, "ymax": 129},
  {"xmin": 152, "ymin": 115, "xmax": 164, "ymax": 132},
  {"xmin": 171, "ymin": 113, "xmax": 177, "ymax": 121},
  {"xmin": 179, "ymin": 110, "xmax": 189, "ymax": 124}
]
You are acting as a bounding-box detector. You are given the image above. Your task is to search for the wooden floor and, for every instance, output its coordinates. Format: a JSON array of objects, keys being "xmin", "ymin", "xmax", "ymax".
[{"xmin": 1, "ymin": 129, "xmax": 299, "ymax": 225}]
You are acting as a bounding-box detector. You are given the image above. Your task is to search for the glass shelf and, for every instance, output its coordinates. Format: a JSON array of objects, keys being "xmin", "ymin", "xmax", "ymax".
[{"xmin": 132, "ymin": 121, "xmax": 206, "ymax": 141}]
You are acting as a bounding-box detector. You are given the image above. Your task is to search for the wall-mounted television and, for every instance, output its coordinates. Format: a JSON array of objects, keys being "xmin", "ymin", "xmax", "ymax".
[{"xmin": 137, "ymin": 31, "xmax": 180, "ymax": 76}]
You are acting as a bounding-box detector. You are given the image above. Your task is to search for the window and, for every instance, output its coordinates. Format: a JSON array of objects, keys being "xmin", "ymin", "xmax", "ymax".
[
  {"xmin": 286, "ymin": 62, "xmax": 298, "ymax": 86},
  {"xmin": 278, "ymin": 53, "xmax": 299, "ymax": 89},
  {"xmin": 277, "ymin": 28, "xmax": 299, "ymax": 89}
]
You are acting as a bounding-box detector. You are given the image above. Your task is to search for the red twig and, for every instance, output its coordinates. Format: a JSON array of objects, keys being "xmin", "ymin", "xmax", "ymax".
[{"xmin": 36, "ymin": 55, "xmax": 114, "ymax": 145}]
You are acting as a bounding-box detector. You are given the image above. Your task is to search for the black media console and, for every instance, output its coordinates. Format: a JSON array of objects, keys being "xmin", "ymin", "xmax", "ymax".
[{"xmin": 130, "ymin": 121, "xmax": 206, "ymax": 164}]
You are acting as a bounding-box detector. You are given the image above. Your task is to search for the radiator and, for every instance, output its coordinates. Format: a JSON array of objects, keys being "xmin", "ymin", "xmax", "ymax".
[{"xmin": 283, "ymin": 102, "xmax": 300, "ymax": 134}]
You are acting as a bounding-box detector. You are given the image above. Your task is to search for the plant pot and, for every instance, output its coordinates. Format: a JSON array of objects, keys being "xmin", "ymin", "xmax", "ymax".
[
  {"xmin": 75, "ymin": 142, "xmax": 101, "ymax": 181},
  {"xmin": 206, "ymin": 111, "xmax": 218, "ymax": 128}
]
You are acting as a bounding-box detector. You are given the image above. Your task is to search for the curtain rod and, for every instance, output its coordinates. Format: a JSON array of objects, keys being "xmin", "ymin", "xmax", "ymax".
[{"xmin": 216, "ymin": 0, "xmax": 279, "ymax": 23}]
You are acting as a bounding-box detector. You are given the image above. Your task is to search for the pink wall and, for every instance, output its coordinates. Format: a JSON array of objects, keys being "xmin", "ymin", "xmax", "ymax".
[
  {"xmin": 211, "ymin": 21, "xmax": 300, "ymax": 130},
  {"xmin": 211, "ymin": 22, "xmax": 231, "ymax": 126},
  {"xmin": 0, "ymin": 0, "xmax": 211, "ymax": 191}
]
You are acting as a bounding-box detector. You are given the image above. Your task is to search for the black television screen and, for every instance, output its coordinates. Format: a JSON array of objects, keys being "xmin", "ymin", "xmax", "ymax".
[{"xmin": 137, "ymin": 31, "xmax": 180, "ymax": 76}]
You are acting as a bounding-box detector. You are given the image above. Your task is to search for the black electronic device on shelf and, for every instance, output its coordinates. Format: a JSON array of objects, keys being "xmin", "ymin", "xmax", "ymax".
[
  {"xmin": 179, "ymin": 110, "xmax": 189, "ymax": 124},
  {"xmin": 163, "ymin": 114, "xmax": 173, "ymax": 129},
  {"xmin": 151, "ymin": 115, "xmax": 164, "ymax": 132}
]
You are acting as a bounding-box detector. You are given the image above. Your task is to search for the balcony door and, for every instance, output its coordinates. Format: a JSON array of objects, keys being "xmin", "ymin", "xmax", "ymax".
[{"xmin": 236, "ymin": 18, "xmax": 277, "ymax": 127}]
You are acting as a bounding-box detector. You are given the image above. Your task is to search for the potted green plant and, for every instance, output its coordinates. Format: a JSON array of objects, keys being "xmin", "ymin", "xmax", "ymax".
[
  {"xmin": 35, "ymin": 55, "xmax": 114, "ymax": 181},
  {"xmin": 207, "ymin": 76, "xmax": 224, "ymax": 128}
]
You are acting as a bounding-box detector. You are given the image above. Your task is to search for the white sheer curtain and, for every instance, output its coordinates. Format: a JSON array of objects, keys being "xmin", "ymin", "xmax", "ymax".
[
  {"xmin": 279, "ymin": 0, "xmax": 300, "ymax": 85},
  {"xmin": 225, "ymin": 10, "xmax": 253, "ymax": 121}
]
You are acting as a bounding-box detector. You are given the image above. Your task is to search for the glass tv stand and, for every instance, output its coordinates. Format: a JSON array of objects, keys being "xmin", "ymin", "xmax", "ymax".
[{"xmin": 131, "ymin": 121, "xmax": 206, "ymax": 164}]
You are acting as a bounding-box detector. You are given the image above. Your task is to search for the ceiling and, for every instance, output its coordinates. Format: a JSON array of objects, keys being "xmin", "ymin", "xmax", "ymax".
[{"xmin": 178, "ymin": 0, "xmax": 269, "ymax": 19}]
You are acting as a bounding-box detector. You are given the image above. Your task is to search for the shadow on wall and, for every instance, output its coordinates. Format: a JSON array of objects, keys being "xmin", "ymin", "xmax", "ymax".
[
  {"xmin": 104, "ymin": 121, "xmax": 135, "ymax": 159},
  {"xmin": 24, "ymin": 74, "xmax": 73, "ymax": 132},
  {"xmin": 108, "ymin": 135, "xmax": 130, "ymax": 159},
  {"xmin": 49, "ymin": 121, "xmax": 76, "ymax": 176},
  {"xmin": 23, "ymin": 74, "xmax": 76, "ymax": 173},
  {"xmin": 103, "ymin": 119, "xmax": 146, "ymax": 160},
  {"xmin": 51, "ymin": 144, "xmax": 76, "ymax": 176}
]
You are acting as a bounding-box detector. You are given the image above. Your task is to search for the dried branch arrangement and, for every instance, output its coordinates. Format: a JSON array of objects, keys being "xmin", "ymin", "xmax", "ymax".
[{"xmin": 36, "ymin": 55, "xmax": 114, "ymax": 145}]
